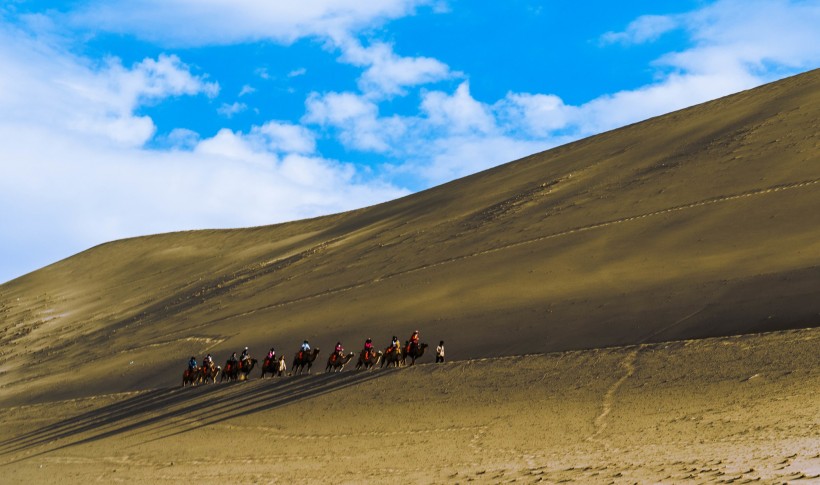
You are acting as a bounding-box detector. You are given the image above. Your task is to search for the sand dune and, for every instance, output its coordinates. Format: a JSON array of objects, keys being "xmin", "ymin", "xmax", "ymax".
[
  {"xmin": 1, "ymin": 69, "xmax": 819, "ymax": 482},
  {"xmin": 2, "ymin": 69, "xmax": 818, "ymax": 404}
]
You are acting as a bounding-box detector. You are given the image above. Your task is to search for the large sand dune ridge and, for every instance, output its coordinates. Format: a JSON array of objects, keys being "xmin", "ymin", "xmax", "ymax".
[{"xmin": 1, "ymin": 69, "xmax": 819, "ymax": 404}]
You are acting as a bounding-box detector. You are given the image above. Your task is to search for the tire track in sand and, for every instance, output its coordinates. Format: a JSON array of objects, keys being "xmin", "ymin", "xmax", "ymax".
[{"xmin": 213, "ymin": 176, "xmax": 820, "ymax": 322}]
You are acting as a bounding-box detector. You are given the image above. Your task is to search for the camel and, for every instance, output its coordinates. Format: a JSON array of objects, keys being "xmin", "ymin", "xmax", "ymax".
[
  {"xmin": 291, "ymin": 348, "xmax": 321, "ymax": 375},
  {"xmin": 238, "ymin": 358, "xmax": 257, "ymax": 379},
  {"xmin": 402, "ymin": 342, "xmax": 428, "ymax": 366},
  {"xmin": 200, "ymin": 362, "xmax": 221, "ymax": 384},
  {"xmin": 355, "ymin": 349, "xmax": 383, "ymax": 370},
  {"xmin": 325, "ymin": 351, "xmax": 355, "ymax": 372},
  {"xmin": 182, "ymin": 368, "xmax": 198, "ymax": 386},
  {"xmin": 220, "ymin": 358, "xmax": 256, "ymax": 382},
  {"xmin": 220, "ymin": 361, "xmax": 239, "ymax": 382},
  {"xmin": 380, "ymin": 346, "xmax": 404, "ymax": 368},
  {"xmin": 261, "ymin": 355, "xmax": 287, "ymax": 378}
]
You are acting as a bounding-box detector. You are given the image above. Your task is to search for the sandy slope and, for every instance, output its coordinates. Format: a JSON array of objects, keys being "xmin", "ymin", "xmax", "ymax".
[
  {"xmin": 1, "ymin": 70, "xmax": 819, "ymax": 405},
  {"xmin": 1, "ymin": 327, "xmax": 818, "ymax": 483}
]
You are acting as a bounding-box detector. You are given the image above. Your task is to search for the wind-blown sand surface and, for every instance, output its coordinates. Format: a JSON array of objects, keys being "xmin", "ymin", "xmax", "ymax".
[{"xmin": 1, "ymin": 328, "xmax": 818, "ymax": 483}]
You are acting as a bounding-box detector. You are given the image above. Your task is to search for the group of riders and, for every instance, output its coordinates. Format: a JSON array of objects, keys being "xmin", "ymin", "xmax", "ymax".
[
  {"xmin": 321, "ymin": 329, "xmax": 420, "ymax": 364},
  {"xmin": 187, "ymin": 346, "xmax": 252, "ymax": 376},
  {"xmin": 185, "ymin": 330, "xmax": 434, "ymax": 379}
]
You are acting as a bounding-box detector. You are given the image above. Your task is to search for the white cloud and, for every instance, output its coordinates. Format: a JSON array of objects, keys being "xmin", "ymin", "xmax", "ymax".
[
  {"xmin": 406, "ymin": 134, "xmax": 548, "ymax": 185},
  {"xmin": 303, "ymin": 83, "xmax": 548, "ymax": 183},
  {"xmin": 662, "ymin": 0, "xmax": 820, "ymax": 76},
  {"xmin": 577, "ymin": 0, "xmax": 820, "ymax": 138},
  {"xmin": 257, "ymin": 121, "xmax": 317, "ymax": 155},
  {"xmin": 600, "ymin": 0, "xmax": 820, "ymax": 76},
  {"xmin": 0, "ymin": 25, "xmax": 218, "ymax": 148},
  {"xmin": 288, "ymin": 68, "xmax": 307, "ymax": 78},
  {"xmin": 304, "ymin": 91, "xmax": 407, "ymax": 152},
  {"xmin": 495, "ymin": 93, "xmax": 577, "ymax": 137},
  {"xmin": 164, "ymin": 128, "xmax": 201, "ymax": 149},
  {"xmin": 66, "ymin": 0, "xmax": 436, "ymax": 46},
  {"xmin": 62, "ymin": 1, "xmax": 456, "ymax": 99},
  {"xmin": 600, "ymin": 14, "xmax": 679, "ymax": 45},
  {"xmin": 338, "ymin": 39, "xmax": 456, "ymax": 96},
  {"xmin": 0, "ymin": 20, "xmax": 410, "ymax": 283},
  {"xmin": 420, "ymin": 82, "xmax": 495, "ymax": 134},
  {"xmin": 217, "ymin": 101, "xmax": 248, "ymax": 118},
  {"xmin": 239, "ymin": 84, "xmax": 256, "ymax": 96},
  {"xmin": 303, "ymin": 0, "xmax": 820, "ymax": 185}
]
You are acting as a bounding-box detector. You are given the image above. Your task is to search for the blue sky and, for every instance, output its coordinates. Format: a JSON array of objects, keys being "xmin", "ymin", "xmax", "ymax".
[{"xmin": 1, "ymin": 0, "xmax": 819, "ymax": 284}]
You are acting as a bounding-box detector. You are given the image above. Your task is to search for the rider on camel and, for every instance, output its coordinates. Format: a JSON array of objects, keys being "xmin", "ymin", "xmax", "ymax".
[
  {"xmin": 266, "ymin": 347, "xmax": 275, "ymax": 361},
  {"xmin": 240, "ymin": 347, "xmax": 250, "ymax": 369},
  {"xmin": 202, "ymin": 353, "xmax": 213, "ymax": 368},
  {"xmin": 227, "ymin": 352, "xmax": 238, "ymax": 372},
  {"xmin": 407, "ymin": 330, "xmax": 420, "ymax": 353},
  {"xmin": 389, "ymin": 336, "xmax": 400, "ymax": 354},
  {"xmin": 299, "ymin": 340, "xmax": 310, "ymax": 360},
  {"xmin": 188, "ymin": 356, "xmax": 198, "ymax": 372},
  {"xmin": 333, "ymin": 341, "xmax": 344, "ymax": 362},
  {"xmin": 363, "ymin": 338, "xmax": 374, "ymax": 359}
]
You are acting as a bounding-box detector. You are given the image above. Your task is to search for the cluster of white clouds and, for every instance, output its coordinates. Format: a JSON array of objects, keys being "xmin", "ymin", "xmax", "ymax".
[
  {"xmin": 303, "ymin": 0, "xmax": 820, "ymax": 182},
  {"xmin": 1, "ymin": 0, "xmax": 819, "ymax": 282},
  {"xmin": 63, "ymin": 0, "xmax": 435, "ymax": 46}
]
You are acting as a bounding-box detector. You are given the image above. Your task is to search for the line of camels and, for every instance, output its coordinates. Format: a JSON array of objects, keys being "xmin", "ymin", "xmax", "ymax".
[{"xmin": 182, "ymin": 341, "xmax": 430, "ymax": 386}]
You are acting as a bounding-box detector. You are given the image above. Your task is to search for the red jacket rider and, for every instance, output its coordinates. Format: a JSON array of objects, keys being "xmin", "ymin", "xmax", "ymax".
[
  {"xmin": 407, "ymin": 330, "xmax": 420, "ymax": 352},
  {"xmin": 364, "ymin": 338, "xmax": 373, "ymax": 358}
]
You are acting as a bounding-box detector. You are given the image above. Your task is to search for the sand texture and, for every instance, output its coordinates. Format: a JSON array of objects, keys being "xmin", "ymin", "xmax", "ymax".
[
  {"xmin": 1, "ymin": 70, "xmax": 819, "ymax": 482},
  {"xmin": 1, "ymin": 328, "xmax": 818, "ymax": 483}
]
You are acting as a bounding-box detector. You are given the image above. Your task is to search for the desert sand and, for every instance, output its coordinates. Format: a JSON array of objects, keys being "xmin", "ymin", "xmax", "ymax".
[
  {"xmin": 1, "ymin": 329, "xmax": 818, "ymax": 483},
  {"xmin": 1, "ymin": 69, "xmax": 819, "ymax": 482}
]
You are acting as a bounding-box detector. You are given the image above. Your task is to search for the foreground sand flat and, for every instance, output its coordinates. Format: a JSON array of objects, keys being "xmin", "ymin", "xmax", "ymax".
[{"xmin": 1, "ymin": 328, "xmax": 818, "ymax": 484}]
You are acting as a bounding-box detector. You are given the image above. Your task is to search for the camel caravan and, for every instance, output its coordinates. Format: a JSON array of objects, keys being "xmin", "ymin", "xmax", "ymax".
[{"xmin": 181, "ymin": 331, "xmax": 443, "ymax": 387}]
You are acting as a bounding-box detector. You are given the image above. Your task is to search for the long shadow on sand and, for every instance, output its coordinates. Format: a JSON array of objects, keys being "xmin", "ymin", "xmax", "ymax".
[{"xmin": 0, "ymin": 369, "xmax": 395, "ymax": 462}]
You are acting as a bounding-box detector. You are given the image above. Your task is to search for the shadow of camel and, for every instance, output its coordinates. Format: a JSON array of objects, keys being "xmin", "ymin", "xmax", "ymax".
[{"xmin": 0, "ymin": 368, "xmax": 397, "ymax": 461}]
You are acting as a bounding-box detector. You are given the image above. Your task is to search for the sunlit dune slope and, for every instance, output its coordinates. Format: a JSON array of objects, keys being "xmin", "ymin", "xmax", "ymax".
[{"xmin": 1, "ymin": 69, "xmax": 818, "ymax": 404}]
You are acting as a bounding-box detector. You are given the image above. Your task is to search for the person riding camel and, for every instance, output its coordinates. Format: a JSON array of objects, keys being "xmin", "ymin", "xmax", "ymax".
[
  {"xmin": 266, "ymin": 347, "xmax": 275, "ymax": 362},
  {"xmin": 333, "ymin": 341, "xmax": 344, "ymax": 362},
  {"xmin": 363, "ymin": 338, "xmax": 374, "ymax": 359},
  {"xmin": 299, "ymin": 340, "xmax": 310, "ymax": 360},
  {"xmin": 202, "ymin": 353, "xmax": 213, "ymax": 369},
  {"xmin": 188, "ymin": 356, "xmax": 198, "ymax": 372},
  {"xmin": 407, "ymin": 330, "xmax": 420, "ymax": 353},
  {"xmin": 227, "ymin": 352, "xmax": 238, "ymax": 372},
  {"xmin": 389, "ymin": 336, "xmax": 400, "ymax": 354},
  {"xmin": 239, "ymin": 347, "xmax": 250, "ymax": 370}
]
